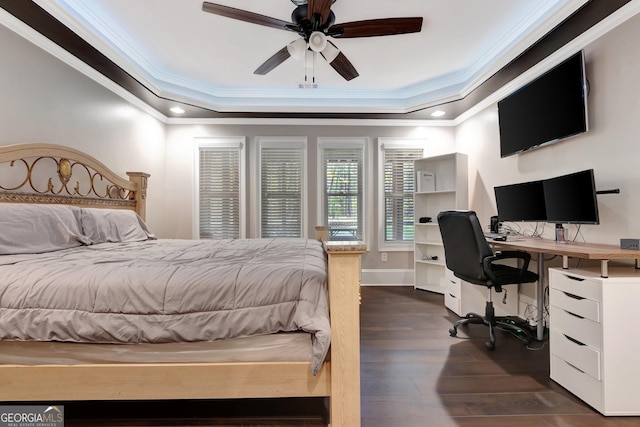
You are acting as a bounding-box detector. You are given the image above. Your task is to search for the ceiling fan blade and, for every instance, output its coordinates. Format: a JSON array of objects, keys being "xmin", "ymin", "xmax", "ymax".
[
  {"xmin": 307, "ymin": 0, "xmax": 333, "ymax": 25},
  {"xmin": 320, "ymin": 41, "xmax": 359, "ymax": 81},
  {"xmin": 254, "ymin": 46, "xmax": 292, "ymax": 75},
  {"xmin": 202, "ymin": 2, "xmax": 297, "ymax": 32},
  {"xmin": 330, "ymin": 17, "xmax": 423, "ymax": 38}
]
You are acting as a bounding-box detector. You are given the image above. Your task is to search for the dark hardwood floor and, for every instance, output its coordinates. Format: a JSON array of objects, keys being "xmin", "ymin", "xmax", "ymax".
[
  {"xmin": 359, "ymin": 286, "xmax": 640, "ymax": 427},
  {"xmin": 66, "ymin": 286, "xmax": 640, "ymax": 426}
]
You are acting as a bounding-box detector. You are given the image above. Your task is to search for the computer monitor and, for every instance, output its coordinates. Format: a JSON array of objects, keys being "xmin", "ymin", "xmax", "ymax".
[
  {"xmin": 543, "ymin": 169, "xmax": 599, "ymax": 225},
  {"xmin": 494, "ymin": 180, "xmax": 547, "ymax": 222}
]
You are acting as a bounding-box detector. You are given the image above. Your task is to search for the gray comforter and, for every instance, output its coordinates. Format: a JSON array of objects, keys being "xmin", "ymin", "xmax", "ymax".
[{"xmin": 0, "ymin": 238, "xmax": 329, "ymax": 374}]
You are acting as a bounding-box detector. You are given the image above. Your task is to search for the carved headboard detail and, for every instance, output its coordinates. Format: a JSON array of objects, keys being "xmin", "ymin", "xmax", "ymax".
[{"xmin": 0, "ymin": 143, "xmax": 149, "ymax": 220}]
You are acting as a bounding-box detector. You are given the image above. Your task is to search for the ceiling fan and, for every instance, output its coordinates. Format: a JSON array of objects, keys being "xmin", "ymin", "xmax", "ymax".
[{"xmin": 202, "ymin": 0, "xmax": 423, "ymax": 81}]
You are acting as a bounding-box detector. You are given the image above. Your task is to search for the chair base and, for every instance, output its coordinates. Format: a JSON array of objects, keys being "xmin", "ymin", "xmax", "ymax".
[{"xmin": 449, "ymin": 303, "xmax": 533, "ymax": 350}]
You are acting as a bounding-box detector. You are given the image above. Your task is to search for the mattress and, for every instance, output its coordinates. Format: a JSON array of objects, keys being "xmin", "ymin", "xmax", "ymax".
[{"xmin": 0, "ymin": 238, "xmax": 329, "ymax": 374}]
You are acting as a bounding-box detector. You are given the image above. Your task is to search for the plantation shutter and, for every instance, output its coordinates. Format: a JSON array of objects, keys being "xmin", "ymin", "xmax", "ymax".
[
  {"xmin": 198, "ymin": 145, "xmax": 241, "ymax": 239},
  {"xmin": 260, "ymin": 146, "xmax": 304, "ymax": 237},
  {"xmin": 323, "ymin": 147, "xmax": 363, "ymax": 241},
  {"xmin": 383, "ymin": 147, "xmax": 423, "ymax": 242}
]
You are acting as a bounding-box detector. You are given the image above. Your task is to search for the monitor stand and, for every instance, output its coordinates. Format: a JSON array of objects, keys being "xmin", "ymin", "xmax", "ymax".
[{"xmin": 555, "ymin": 223, "xmax": 569, "ymax": 244}]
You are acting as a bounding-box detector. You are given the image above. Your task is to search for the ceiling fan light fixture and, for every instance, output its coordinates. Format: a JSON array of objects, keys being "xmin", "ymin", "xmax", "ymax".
[
  {"xmin": 287, "ymin": 38, "xmax": 308, "ymax": 60},
  {"xmin": 320, "ymin": 41, "xmax": 340, "ymax": 63},
  {"xmin": 308, "ymin": 31, "xmax": 327, "ymax": 52}
]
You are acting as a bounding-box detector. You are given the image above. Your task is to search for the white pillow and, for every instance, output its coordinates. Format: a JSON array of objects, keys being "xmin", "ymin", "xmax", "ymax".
[
  {"xmin": 0, "ymin": 203, "xmax": 90, "ymax": 255},
  {"xmin": 80, "ymin": 208, "xmax": 155, "ymax": 244}
]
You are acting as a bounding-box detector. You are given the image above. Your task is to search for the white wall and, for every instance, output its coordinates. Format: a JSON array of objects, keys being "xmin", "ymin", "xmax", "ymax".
[
  {"xmin": 0, "ymin": 22, "xmax": 169, "ymax": 236},
  {"xmin": 456, "ymin": 10, "xmax": 640, "ymax": 306},
  {"xmin": 457, "ymin": 10, "xmax": 640, "ymax": 246}
]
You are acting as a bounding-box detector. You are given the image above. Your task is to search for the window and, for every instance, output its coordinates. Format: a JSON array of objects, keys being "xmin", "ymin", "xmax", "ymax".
[
  {"xmin": 196, "ymin": 137, "xmax": 246, "ymax": 239},
  {"xmin": 258, "ymin": 137, "xmax": 307, "ymax": 238},
  {"xmin": 319, "ymin": 138, "xmax": 366, "ymax": 241},
  {"xmin": 378, "ymin": 139, "xmax": 425, "ymax": 250}
]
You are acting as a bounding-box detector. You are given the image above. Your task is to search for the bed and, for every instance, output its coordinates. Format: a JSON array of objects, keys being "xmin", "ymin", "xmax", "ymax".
[{"xmin": 0, "ymin": 143, "xmax": 365, "ymax": 427}]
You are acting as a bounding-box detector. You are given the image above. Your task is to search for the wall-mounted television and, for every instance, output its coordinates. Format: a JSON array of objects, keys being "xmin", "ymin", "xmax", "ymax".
[
  {"xmin": 498, "ymin": 51, "xmax": 589, "ymax": 158},
  {"xmin": 543, "ymin": 169, "xmax": 599, "ymax": 225},
  {"xmin": 494, "ymin": 181, "xmax": 546, "ymax": 222}
]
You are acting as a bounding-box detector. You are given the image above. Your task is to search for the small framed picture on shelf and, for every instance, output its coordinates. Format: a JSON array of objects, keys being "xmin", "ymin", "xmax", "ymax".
[{"xmin": 416, "ymin": 170, "xmax": 435, "ymax": 192}]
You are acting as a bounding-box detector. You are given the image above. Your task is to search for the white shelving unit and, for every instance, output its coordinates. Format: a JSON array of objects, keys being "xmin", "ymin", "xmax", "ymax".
[{"xmin": 413, "ymin": 153, "xmax": 468, "ymax": 300}]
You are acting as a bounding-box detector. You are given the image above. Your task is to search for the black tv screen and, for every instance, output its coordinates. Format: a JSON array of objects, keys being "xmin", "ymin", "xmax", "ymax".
[
  {"xmin": 543, "ymin": 169, "xmax": 599, "ymax": 224},
  {"xmin": 498, "ymin": 51, "xmax": 588, "ymax": 158},
  {"xmin": 494, "ymin": 180, "xmax": 546, "ymax": 222}
]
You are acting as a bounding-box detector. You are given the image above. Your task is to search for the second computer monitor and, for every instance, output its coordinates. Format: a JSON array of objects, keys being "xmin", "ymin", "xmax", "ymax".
[{"xmin": 543, "ymin": 169, "xmax": 599, "ymax": 224}]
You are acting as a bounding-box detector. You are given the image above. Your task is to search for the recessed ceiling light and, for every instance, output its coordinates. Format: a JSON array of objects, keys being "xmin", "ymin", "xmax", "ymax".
[
  {"xmin": 170, "ymin": 107, "xmax": 185, "ymax": 114},
  {"xmin": 431, "ymin": 110, "xmax": 446, "ymax": 117}
]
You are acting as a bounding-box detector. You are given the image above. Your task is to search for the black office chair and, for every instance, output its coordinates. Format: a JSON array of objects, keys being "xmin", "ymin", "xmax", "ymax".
[{"xmin": 437, "ymin": 210, "xmax": 538, "ymax": 350}]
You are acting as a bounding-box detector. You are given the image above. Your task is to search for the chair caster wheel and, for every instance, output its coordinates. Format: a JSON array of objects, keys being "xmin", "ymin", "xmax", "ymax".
[
  {"xmin": 449, "ymin": 328, "xmax": 457, "ymax": 337},
  {"xmin": 485, "ymin": 341, "xmax": 495, "ymax": 351}
]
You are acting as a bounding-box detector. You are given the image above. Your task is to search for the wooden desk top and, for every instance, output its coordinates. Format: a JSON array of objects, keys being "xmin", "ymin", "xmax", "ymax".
[{"xmin": 493, "ymin": 238, "xmax": 640, "ymax": 260}]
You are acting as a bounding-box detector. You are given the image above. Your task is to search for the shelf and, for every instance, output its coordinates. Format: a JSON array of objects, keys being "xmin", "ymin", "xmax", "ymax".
[
  {"xmin": 415, "ymin": 259, "xmax": 446, "ymax": 267},
  {"xmin": 413, "ymin": 153, "xmax": 468, "ymax": 296},
  {"xmin": 415, "ymin": 190, "xmax": 456, "ymax": 195},
  {"xmin": 415, "ymin": 240, "xmax": 443, "ymax": 246}
]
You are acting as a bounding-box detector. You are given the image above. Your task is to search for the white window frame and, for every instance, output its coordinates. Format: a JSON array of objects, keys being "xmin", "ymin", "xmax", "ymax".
[
  {"xmin": 256, "ymin": 136, "xmax": 308, "ymax": 238},
  {"xmin": 194, "ymin": 137, "xmax": 246, "ymax": 239},
  {"xmin": 377, "ymin": 138, "xmax": 427, "ymax": 251},
  {"xmin": 317, "ymin": 137, "xmax": 370, "ymax": 245}
]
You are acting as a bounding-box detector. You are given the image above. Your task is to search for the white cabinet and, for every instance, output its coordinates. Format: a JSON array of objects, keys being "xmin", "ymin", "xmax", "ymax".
[
  {"xmin": 549, "ymin": 267, "xmax": 640, "ymax": 415},
  {"xmin": 413, "ymin": 153, "xmax": 467, "ymax": 301}
]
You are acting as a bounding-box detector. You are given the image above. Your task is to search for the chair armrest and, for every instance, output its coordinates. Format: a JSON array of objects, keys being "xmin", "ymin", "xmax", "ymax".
[{"xmin": 482, "ymin": 250, "xmax": 532, "ymax": 280}]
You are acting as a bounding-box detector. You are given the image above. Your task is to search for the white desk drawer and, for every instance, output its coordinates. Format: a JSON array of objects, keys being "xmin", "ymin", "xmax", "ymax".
[
  {"xmin": 549, "ymin": 269, "xmax": 601, "ymax": 302},
  {"xmin": 444, "ymin": 275, "xmax": 461, "ymax": 298},
  {"xmin": 445, "ymin": 268, "xmax": 460, "ymax": 283},
  {"xmin": 550, "ymin": 329, "xmax": 600, "ymax": 380},
  {"xmin": 549, "ymin": 306, "xmax": 602, "ymax": 349},
  {"xmin": 551, "ymin": 353, "xmax": 602, "ymax": 411},
  {"xmin": 550, "ymin": 288, "xmax": 600, "ymax": 323},
  {"xmin": 444, "ymin": 292, "xmax": 461, "ymax": 316}
]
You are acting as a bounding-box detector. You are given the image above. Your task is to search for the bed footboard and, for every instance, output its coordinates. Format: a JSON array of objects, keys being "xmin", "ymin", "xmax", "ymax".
[{"xmin": 324, "ymin": 241, "xmax": 366, "ymax": 427}]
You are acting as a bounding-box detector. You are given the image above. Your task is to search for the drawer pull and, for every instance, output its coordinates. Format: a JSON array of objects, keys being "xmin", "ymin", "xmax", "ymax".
[
  {"xmin": 563, "ymin": 334, "xmax": 586, "ymax": 346},
  {"xmin": 449, "ymin": 293, "xmax": 456, "ymax": 298},
  {"xmin": 563, "ymin": 291, "xmax": 585, "ymax": 300},
  {"xmin": 564, "ymin": 310, "xmax": 585, "ymax": 320},
  {"xmin": 565, "ymin": 361, "xmax": 586, "ymax": 374},
  {"xmin": 564, "ymin": 275, "xmax": 585, "ymax": 282}
]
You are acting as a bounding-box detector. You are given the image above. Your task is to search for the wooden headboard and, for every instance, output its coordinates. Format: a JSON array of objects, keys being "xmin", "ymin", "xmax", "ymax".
[{"xmin": 0, "ymin": 143, "xmax": 149, "ymax": 220}]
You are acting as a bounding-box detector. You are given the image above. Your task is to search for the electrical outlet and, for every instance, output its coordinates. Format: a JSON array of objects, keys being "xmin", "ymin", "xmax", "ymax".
[
  {"xmin": 381, "ymin": 252, "xmax": 387, "ymax": 262},
  {"xmin": 621, "ymin": 238, "xmax": 640, "ymax": 250}
]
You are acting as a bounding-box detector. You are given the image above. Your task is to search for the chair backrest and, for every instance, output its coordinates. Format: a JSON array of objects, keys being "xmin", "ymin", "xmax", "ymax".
[{"xmin": 437, "ymin": 210, "xmax": 493, "ymax": 284}]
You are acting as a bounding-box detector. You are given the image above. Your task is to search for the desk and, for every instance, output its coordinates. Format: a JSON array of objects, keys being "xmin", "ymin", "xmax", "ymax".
[{"xmin": 492, "ymin": 238, "xmax": 640, "ymax": 340}]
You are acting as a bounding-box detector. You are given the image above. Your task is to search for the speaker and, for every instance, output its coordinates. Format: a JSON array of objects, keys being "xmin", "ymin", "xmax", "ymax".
[{"xmin": 490, "ymin": 215, "xmax": 499, "ymax": 233}]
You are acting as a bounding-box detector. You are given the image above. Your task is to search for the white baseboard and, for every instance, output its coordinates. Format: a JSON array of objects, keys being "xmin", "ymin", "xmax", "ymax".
[{"xmin": 361, "ymin": 269, "xmax": 414, "ymax": 286}]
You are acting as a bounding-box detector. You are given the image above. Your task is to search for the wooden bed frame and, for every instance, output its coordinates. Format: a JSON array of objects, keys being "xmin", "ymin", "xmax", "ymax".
[{"xmin": 0, "ymin": 143, "xmax": 365, "ymax": 427}]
